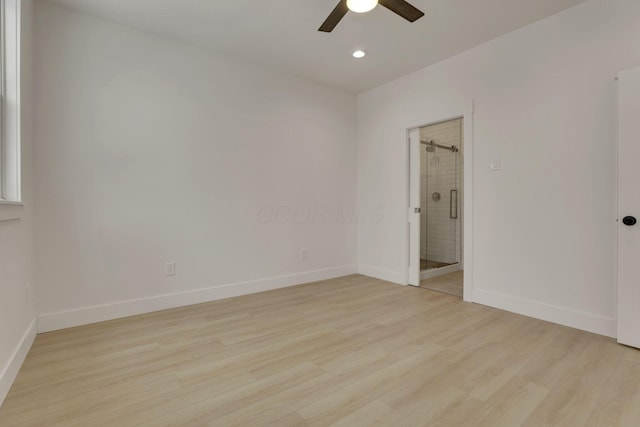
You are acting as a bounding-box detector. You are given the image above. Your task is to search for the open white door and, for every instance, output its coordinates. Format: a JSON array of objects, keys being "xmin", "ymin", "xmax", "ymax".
[
  {"xmin": 617, "ymin": 67, "xmax": 640, "ymax": 348},
  {"xmin": 408, "ymin": 129, "xmax": 421, "ymax": 286}
]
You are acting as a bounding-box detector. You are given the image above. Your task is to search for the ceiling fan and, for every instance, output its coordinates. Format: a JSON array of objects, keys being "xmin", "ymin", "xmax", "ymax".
[{"xmin": 319, "ymin": 0, "xmax": 425, "ymax": 33}]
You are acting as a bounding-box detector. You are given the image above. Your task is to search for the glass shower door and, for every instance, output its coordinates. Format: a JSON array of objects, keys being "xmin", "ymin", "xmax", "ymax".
[
  {"xmin": 425, "ymin": 147, "xmax": 459, "ymax": 269},
  {"xmin": 420, "ymin": 138, "xmax": 460, "ymax": 271}
]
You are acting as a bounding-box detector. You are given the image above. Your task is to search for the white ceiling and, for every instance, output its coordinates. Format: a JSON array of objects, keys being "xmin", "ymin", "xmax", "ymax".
[{"xmin": 44, "ymin": 0, "xmax": 588, "ymax": 93}]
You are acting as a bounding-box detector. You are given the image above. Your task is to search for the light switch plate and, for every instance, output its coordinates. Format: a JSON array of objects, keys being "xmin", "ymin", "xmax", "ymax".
[{"xmin": 165, "ymin": 262, "xmax": 176, "ymax": 276}]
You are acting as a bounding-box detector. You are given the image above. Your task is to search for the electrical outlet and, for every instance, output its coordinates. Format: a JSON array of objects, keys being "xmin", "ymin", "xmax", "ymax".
[
  {"xmin": 165, "ymin": 262, "xmax": 176, "ymax": 276},
  {"xmin": 301, "ymin": 249, "xmax": 308, "ymax": 260}
]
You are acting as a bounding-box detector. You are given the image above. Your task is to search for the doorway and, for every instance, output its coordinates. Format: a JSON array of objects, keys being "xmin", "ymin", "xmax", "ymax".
[
  {"xmin": 419, "ymin": 119, "xmax": 463, "ymax": 296},
  {"xmin": 407, "ymin": 114, "xmax": 471, "ymax": 300}
]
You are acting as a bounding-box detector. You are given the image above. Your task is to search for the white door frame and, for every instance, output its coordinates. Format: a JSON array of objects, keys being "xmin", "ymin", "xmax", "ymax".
[
  {"xmin": 407, "ymin": 128, "xmax": 422, "ymax": 287},
  {"xmin": 404, "ymin": 103, "xmax": 474, "ymax": 302}
]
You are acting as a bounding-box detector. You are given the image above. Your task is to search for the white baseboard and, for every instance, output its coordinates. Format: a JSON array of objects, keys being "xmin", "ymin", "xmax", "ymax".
[
  {"xmin": 0, "ymin": 318, "xmax": 37, "ymax": 406},
  {"xmin": 420, "ymin": 263, "xmax": 462, "ymax": 280},
  {"xmin": 473, "ymin": 288, "xmax": 616, "ymax": 338},
  {"xmin": 357, "ymin": 264, "xmax": 404, "ymax": 285},
  {"xmin": 38, "ymin": 265, "xmax": 357, "ymax": 333}
]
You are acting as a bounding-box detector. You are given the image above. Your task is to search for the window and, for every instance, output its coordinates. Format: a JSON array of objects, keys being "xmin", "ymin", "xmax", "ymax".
[
  {"xmin": 0, "ymin": 0, "xmax": 21, "ymax": 203},
  {"xmin": 0, "ymin": 0, "xmax": 5, "ymax": 200}
]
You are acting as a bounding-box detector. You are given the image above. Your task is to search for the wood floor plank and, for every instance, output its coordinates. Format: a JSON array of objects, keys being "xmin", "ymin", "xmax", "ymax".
[
  {"xmin": 202, "ymin": 350, "xmax": 398, "ymax": 427},
  {"xmin": 0, "ymin": 274, "xmax": 639, "ymax": 426}
]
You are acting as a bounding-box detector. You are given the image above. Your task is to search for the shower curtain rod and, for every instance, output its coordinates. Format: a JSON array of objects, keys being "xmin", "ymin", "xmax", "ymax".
[{"xmin": 420, "ymin": 140, "xmax": 459, "ymax": 152}]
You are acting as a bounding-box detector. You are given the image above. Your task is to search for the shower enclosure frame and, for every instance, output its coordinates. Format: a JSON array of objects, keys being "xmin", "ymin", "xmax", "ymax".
[
  {"xmin": 419, "ymin": 135, "xmax": 462, "ymax": 280},
  {"xmin": 404, "ymin": 105, "xmax": 475, "ymax": 303}
]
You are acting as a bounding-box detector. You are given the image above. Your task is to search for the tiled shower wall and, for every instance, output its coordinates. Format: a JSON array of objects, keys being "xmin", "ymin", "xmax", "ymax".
[{"xmin": 420, "ymin": 119, "xmax": 462, "ymax": 266}]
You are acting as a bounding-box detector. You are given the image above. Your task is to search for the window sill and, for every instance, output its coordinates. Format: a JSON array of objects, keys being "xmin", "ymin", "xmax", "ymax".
[{"xmin": 0, "ymin": 201, "xmax": 24, "ymax": 223}]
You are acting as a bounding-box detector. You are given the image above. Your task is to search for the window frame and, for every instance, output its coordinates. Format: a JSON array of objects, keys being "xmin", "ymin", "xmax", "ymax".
[
  {"xmin": 0, "ymin": 0, "xmax": 5, "ymax": 201},
  {"xmin": 0, "ymin": 0, "xmax": 21, "ymax": 204}
]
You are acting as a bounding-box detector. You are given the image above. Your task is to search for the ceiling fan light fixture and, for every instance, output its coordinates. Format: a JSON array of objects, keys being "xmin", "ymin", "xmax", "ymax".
[
  {"xmin": 346, "ymin": 0, "xmax": 378, "ymax": 13},
  {"xmin": 318, "ymin": 0, "xmax": 424, "ymax": 33}
]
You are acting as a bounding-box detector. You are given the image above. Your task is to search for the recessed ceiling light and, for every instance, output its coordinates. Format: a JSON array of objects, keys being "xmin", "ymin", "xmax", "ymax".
[{"xmin": 353, "ymin": 50, "xmax": 366, "ymax": 58}]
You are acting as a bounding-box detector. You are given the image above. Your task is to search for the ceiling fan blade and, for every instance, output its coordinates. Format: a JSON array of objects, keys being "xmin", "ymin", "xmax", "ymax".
[
  {"xmin": 318, "ymin": 0, "xmax": 349, "ymax": 32},
  {"xmin": 379, "ymin": 0, "xmax": 425, "ymax": 22}
]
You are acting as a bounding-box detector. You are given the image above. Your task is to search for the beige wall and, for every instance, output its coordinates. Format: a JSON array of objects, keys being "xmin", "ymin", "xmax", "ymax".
[
  {"xmin": 33, "ymin": 2, "xmax": 358, "ymax": 331},
  {"xmin": 357, "ymin": 0, "xmax": 640, "ymax": 336}
]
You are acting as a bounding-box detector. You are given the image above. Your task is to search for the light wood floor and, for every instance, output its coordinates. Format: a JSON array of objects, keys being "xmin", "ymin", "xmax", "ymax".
[
  {"xmin": 420, "ymin": 270, "xmax": 463, "ymax": 297},
  {"xmin": 1, "ymin": 274, "xmax": 639, "ymax": 426}
]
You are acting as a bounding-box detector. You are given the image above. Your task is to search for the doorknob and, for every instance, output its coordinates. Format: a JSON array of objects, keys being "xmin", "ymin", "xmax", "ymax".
[{"xmin": 623, "ymin": 216, "xmax": 637, "ymax": 226}]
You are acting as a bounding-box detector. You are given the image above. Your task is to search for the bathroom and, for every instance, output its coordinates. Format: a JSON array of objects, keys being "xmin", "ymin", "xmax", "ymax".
[{"xmin": 419, "ymin": 118, "xmax": 463, "ymax": 297}]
